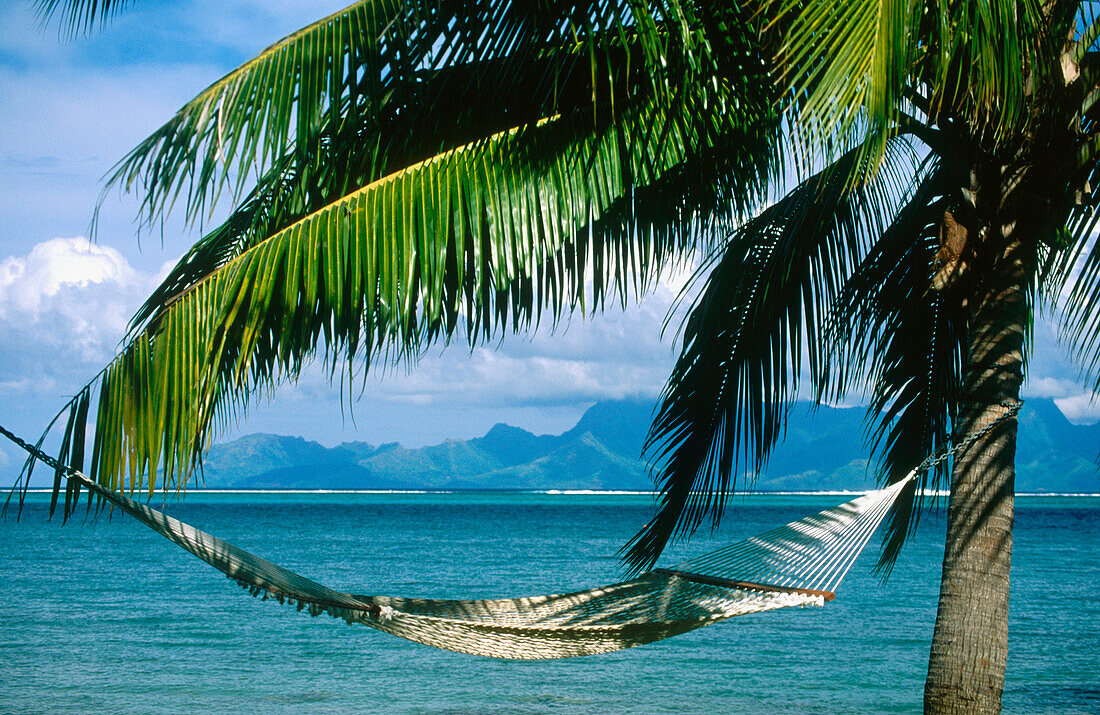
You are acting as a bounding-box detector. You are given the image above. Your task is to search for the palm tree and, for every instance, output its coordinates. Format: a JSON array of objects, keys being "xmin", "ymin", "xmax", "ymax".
[{"xmin": 28, "ymin": 0, "xmax": 1100, "ymax": 712}]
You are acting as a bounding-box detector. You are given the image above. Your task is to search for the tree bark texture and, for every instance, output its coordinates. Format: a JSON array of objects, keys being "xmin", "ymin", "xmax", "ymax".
[{"xmin": 924, "ymin": 186, "xmax": 1029, "ymax": 713}]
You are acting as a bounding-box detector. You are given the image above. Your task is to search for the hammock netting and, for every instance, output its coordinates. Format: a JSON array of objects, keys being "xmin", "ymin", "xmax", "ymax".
[{"xmin": 57, "ymin": 470, "xmax": 911, "ymax": 659}]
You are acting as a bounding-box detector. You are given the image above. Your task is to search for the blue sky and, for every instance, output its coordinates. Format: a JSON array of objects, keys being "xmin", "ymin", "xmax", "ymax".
[{"xmin": 0, "ymin": 1, "xmax": 1096, "ymax": 483}]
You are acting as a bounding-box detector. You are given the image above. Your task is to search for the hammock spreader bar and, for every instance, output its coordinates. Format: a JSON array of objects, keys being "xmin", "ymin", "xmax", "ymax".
[
  {"xmin": 15, "ymin": 462, "xmax": 912, "ymax": 658},
  {"xmin": 650, "ymin": 569, "xmax": 838, "ymax": 601}
]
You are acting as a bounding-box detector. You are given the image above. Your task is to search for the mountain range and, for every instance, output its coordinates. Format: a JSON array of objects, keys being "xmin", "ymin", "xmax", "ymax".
[{"xmin": 198, "ymin": 398, "xmax": 1100, "ymax": 493}]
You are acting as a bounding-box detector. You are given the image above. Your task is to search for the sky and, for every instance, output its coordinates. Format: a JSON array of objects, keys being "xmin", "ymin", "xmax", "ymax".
[{"xmin": 0, "ymin": 0, "xmax": 1097, "ymax": 485}]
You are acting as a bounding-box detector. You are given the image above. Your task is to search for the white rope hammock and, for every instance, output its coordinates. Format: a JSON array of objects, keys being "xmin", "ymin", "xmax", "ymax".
[
  {"xmin": 45, "ymin": 467, "xmax": 912, "ymax": 659},
  {"xmin": 5, "ymin": 404, "xmax": 1024, "ymax": 659}
]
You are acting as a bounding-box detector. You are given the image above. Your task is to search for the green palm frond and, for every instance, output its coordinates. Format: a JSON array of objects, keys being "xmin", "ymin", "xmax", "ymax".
[
  {"xmin": 52, "ymin": 79, "xmax": 777, "ymax": 502},
  {"xmin": 770, "ymin": 0, "xmax": 1070, "ymax": 166},
  {"xmin": 125, "ymin": 0, "xmax": 773, "ymax": 326},
  {"xmin": 100, "ymin": 0, "xmax": 429, "ymax": 227},
  {"xmin": 36, "ymin": 0, "xmax": 785, "ymax": 513},
  {"xmin": 96, "ymin": 1, "xmax": 741, "ymax": 230},
  {"xmin": 766, "ymin": 0, "xmax": 918, "ymax": 169},
  {"xmin": 622, "ymin": 137, "xmax": 917, "ymax": 572},
  {"xmin": 827, "ymin": 160, "xmax": 965, "ymax": 569},
  {"xmin": 125, "ymin": 43, "xmax": 611, "ymax": 335},
  {"xmin": 1073, "ymin": 7, "xmax": 1100, "ymax": 65}
]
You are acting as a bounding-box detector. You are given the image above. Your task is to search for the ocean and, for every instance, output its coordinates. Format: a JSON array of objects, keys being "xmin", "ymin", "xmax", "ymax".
[{"xmin": 1, "ymin": 491, "xmax": 1097, "ymax": 713}]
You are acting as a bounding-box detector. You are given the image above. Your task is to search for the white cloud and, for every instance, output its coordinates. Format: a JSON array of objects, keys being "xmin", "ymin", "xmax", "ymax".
[
  {"xmin": 288, "ymin": 287, "xmax": 682, "ymax": 411},
  {"xmin": 1025, "ymin": 376, "xmax": 1081, "ymax": 400},
  {"xmin": 374, "ymin": 344, "xmax": 669, "ymax": 407},
  {"xmin": 0, "ymin": 237, "xmax": 157, "ymax": 389},
  {"xmin": 1055, "ymin": 393, "xmax": 1100, "ymax": 425},
  {"xmin": 0, "ymin": 237, "xmax": 135, "ymax": 318},
  {"xmin": 1023, "ymin": 320, "xmax": 1099, "ymax": 423}
]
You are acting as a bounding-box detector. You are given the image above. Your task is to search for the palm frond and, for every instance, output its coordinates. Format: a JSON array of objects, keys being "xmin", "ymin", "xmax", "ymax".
[
  {"xmin": 34, "ymin": 0, "xmax": 138, "ymax": 35},
  {"xmin": 924, "ymin": 0, "xmax": 1059, "ymax": 147},
  {"xmin": 97, "ymin": 1, "xmax": 748, "ymax": 231},
  {"xmin": 33, "ymin": 0, "xmax": 787, "ymax": 514},
  {"xmin": 124, "ymin": 0, "xmax": 775, "ymax": 326},
  {"xmin": 126, "ymin": 42, "xmax": 610, "ymax": 335},
  {"xmin": 826, "ymin": 159, "xmax": 965, "ymax": 571},
  {"xmin": 622, "ymin": 136, "xmax": 918, "ymax": 572},
  {"xmin": 47, "ymin": 75, "xmax": 778, "ymax": 505},
  {"xmin": 766, "ymin": 0, "xmax": 918, "ymax": 171},
  {"xmin": 100, "ymin": 0, "xmax": 432, "ymax": 228},
  {"xmin": 1052, "ymin": 204, "xmax": 1100, "ymax": 392},
  {"xmin": 1073, "ymin": 5, "xmax": 1100, "ymax": 65}
]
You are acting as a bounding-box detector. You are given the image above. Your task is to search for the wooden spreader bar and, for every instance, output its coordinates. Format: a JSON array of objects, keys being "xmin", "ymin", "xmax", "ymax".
[{"xmin": 651, "ymin": 568, "xmax": 837, "ymax": 602}]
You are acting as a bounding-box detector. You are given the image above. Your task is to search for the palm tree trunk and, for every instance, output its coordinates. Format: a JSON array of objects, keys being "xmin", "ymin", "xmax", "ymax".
[{"xmin": 924, "ymin": 224, "xmax": 1027, "ymax": 713}]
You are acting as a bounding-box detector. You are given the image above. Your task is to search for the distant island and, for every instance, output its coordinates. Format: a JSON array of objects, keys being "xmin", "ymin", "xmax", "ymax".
[{"xmin": 199, "ymin": 398, "xmax": 1100, "ymax": 493}]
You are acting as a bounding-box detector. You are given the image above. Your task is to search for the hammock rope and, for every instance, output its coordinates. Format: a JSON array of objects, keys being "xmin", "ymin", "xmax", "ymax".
[{"xmin": 0, "ymin": 403, "xmax": 1020, "ymax": 660}]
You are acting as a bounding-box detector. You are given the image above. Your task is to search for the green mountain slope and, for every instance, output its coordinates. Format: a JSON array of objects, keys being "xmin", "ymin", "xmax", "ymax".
[{"xmin": 458, "ymin": 432, "xmax": 649, "ymax": 490}]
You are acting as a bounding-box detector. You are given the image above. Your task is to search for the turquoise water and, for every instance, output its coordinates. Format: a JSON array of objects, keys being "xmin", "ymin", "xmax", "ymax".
[{"xmin": 1, "ymin": 492, "xmax": 1097, "ymax": 713}]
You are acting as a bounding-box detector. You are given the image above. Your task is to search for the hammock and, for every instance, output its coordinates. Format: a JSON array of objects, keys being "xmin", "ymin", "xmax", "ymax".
[{"xmin": 42, "ymin": 466, "xmax": 912, "ymax": 660}]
